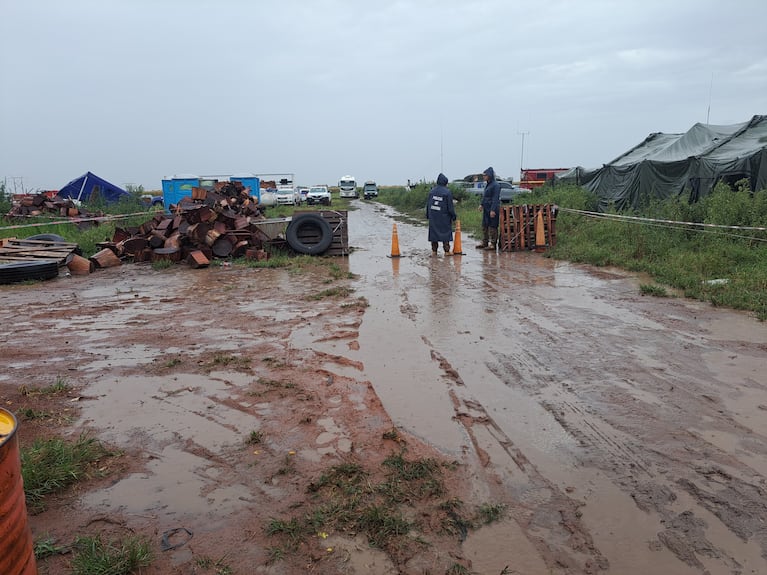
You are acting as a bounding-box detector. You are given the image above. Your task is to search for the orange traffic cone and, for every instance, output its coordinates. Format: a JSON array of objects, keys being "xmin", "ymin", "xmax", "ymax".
[
  {"xmin": 534, "ymin": 209, "xmax": 547, "ymax": 252},
  {"xmin": 452, "ymin": 220, "xmax": 464, "ymax": 255},
  {"xmin": 389, "ymin": 223, "xmax": 402, "ymax": 258}
]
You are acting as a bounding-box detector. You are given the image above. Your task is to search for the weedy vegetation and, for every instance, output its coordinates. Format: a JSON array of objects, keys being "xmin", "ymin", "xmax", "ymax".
[
  {"xmin": 69, "ymin": 534, "xmax": 152, "ymax": 575},
  {"xmin": 264, "ymin": 450, "xmax": 508, "ymax": 567},
  {"xmin": 21, "ymin": 434, "xmax": 117, "ymax": 513}
]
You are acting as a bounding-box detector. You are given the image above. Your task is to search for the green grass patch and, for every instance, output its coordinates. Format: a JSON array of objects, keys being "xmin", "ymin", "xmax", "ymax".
[
  {"xmin": 163, "ymin": 357, "xmax": 182, "ymax": 368},
  {"xmin": 475, "ymin": 502, "xmax": 507, "ymax": 525},
  {"xmin": 151, "ymin": 258, "xmax": 174, "ymax": 270},
  {"xmin": 265, "ymin": 452, "xmax": 456, "ymax": 562},
  {"xmin": 21, "ymin": 434, "xmax": 116, "ymax": 513},
  {"xmin": 639, "ymin": 284, "xmax": 669, "ymax": 297},
  {"xmin": 34, "ymin": 537, "xmax": 67, "ymax": 560},
  {"xmin": 18, "ymin": 408, "xmax": 56, "ymax": 421},
  {"xmin": 195, "ymin": 555, "xmax": 233, "ymax": 574},
  {"xmin": 70, "ymin": 534, "xmax": 152, "ymax": 575},
  {"xmin": 201, "ymin": 352, "xmax": 252, "ymax": 372},
  {"xmin": 306, "ymin": 286, "xmax": 355, "ymax": 300},
  {"xmin": 21, "ymin": 376, "xmax": 71, "ymax": 397},
  {"xmin": 247, "ymin": 430, "xmax": 264, "ymax": 444}
]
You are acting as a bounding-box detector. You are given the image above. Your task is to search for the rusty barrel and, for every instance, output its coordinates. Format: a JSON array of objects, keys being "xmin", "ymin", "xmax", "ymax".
[{"xmin": 0, "ymin": 409, "xmax": 38, "ymax": 575}]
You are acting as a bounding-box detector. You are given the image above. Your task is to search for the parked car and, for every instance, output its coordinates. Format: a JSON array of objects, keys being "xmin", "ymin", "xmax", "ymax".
[
  {"xmin": 499, "ymin": 181, "xmax": 532, "ymax": 203},
  {"xmin": 362, "ymin": 181, "xmax": 378, "ymax": 199},
  {"xmin": 465, "ymin": 181, "xmax": 531, "ymax": 203},
  {"xmin": 140, "ymin": 193, "xmax": 164, "ymax": 207},
  {"xmin": 275, "ymin": 185, "xmax": 301, "ymax": 206},
  {"xmin": 306, "ymin": 185, "xmax": 332, "ymax": 206},
  {"xmin": 296, "ymin": 186, "xmax": 310, "ymax": 201}
]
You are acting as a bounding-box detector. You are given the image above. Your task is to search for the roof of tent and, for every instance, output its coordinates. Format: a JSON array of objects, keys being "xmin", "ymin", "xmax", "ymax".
[
  {"xmin": 582, "ymin": 115, "xmax": 767, "ymax": 209},
  {"xmin": 57, "ymin": 172, "xmax": 129, "ymax": 203}
]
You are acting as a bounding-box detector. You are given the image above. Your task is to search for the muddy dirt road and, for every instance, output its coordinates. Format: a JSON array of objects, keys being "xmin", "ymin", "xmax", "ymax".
[{"xmin": 2, "ymin": 199, "xmax": 767, "ymax": 574}]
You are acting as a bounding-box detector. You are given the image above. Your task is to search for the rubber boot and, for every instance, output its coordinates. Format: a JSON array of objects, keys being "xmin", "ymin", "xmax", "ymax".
[
  {"xmin": 443, "ymin": 242, "xmax": 451, "ymax": 255},
  {"xmin": 484, "ymin": 228, "xmax": 498, "ymax": 250},
  {"xmin": 475, "ymin": 227, "xmax": 489, "ymax": 249}
]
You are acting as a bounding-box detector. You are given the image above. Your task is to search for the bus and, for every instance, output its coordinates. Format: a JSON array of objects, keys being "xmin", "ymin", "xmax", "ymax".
[
  {"xmin": 338, "ymin": 175, "xmax": 358, "ymax": 198},
  {"xmin": 520, "ymin": 168, "xmax": 570, "ymax": 189}
]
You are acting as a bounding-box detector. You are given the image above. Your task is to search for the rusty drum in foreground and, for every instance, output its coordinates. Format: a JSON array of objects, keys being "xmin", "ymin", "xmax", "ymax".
[{"xmin": 0, "ymin": 408, "xmax": 38, "ymax": 575}]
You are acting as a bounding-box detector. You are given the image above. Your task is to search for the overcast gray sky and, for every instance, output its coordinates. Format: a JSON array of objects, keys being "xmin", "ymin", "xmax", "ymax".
[{"xmin": 2, "ymin": 0, "xmax": 765, "ymax": 192}]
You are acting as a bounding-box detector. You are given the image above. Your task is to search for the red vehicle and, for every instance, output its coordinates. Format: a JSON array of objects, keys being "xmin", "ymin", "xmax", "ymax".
[{"xmin": 520, "ymin": 168, "xmax": 569, "ymax": 189}]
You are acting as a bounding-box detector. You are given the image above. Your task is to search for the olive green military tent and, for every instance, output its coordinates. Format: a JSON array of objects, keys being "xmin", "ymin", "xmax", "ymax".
[{"xmin": 581, "ymin": 115, "xmax": 767, "ymax": 210}]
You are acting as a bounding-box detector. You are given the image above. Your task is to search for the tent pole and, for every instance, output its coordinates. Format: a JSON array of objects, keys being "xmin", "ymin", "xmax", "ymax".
[{"xmin": 77, "ymin": 174, "xmax": 88, "ymax": 202}]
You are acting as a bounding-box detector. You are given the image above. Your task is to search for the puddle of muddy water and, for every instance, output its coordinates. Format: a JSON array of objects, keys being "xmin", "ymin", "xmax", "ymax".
[
  {"xmin": 463, "ymin": 519, "xmax": 550, "ymax": 574},
  {"xmin": 78, "ymin": 371, "xmax": 267, "ymax": 519}
]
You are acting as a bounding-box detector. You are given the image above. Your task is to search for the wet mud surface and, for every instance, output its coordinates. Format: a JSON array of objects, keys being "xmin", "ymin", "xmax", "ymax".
[{"xmin": 2, "ymin": 200, "xmax": 767, "ymax": 574}]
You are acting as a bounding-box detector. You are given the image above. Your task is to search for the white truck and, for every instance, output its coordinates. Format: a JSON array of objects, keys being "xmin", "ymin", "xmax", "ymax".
[{"xmin": 338, "ymin": 175, "xmax": 358, "ymax": 199}]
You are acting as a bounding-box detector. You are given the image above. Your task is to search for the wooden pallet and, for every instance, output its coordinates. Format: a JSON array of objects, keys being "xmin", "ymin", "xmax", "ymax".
[
  {"xmin": 292, "ymin": 210, "xmax": 349, "ymax": 256},
  {"xmin": 0, "ymin": 238, "xmax": 79, "ymax": 266},
  {"xmin": 499, "ymin": 204, "xmax": 558, "ymax": 252}
]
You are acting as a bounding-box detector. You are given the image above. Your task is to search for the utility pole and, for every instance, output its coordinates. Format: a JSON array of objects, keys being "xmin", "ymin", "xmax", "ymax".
[
  {"xmin": 440, "ymin": 123, "xmax": 444, "ymax": 174},
  {"xmin": 518, "ymin": 131, "xmax": 529, "ymax": 183}
]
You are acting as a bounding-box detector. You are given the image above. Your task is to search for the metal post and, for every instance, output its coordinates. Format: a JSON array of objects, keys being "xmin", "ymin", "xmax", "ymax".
[{"xmin": 518, "ymin": 131, "xmax": 529, "ymax": 183}]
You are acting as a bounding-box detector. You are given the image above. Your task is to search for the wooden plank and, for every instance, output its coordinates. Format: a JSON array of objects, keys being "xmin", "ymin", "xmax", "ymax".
[
  {"xmin": 0, "ymin": 255, "xmax": 64, "ymax": 263},
  {"xmin": 2, "ymin": 239, "xmax": 78, "ymax": 248},
  {"xmin": 0, "ymin": 247, "xmax": 75, "ymax": 257},
  {"xmin": 0, "ymin": 238, "xmax": 77, "ymax": 265}
]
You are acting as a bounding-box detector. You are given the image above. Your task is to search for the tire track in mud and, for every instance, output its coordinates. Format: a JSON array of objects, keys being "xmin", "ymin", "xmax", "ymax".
[
  {"xmin": 483, "ymin": 306, "xmax": 767, "ymax": 572},
  {"xmin": 411, "ymin": 249, "xmax": 767, "ymax": 572},
  {"xmin": 424, "ymin": 340, "xmax": 610, "ymax": 574}
]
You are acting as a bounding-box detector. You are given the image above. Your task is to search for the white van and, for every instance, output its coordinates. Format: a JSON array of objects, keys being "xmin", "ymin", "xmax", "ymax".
[
  {"xmin": 362, "ymin": 180, "xmax": 378, "ymax": 199},
  {"xmin": 338, "ymin": 175, "xmax": 358, "ymax": 198}
]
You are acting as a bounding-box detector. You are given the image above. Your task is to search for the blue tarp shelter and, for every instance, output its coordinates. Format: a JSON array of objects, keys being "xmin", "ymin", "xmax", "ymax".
[{"xmin": 57, "ymin": 172, "xmax": 129, "ymax": 204}]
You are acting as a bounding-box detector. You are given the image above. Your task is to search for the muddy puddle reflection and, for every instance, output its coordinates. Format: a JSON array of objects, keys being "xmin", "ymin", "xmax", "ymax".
[{"xmin": 80, "ymin": 371, "xmax": 271, "ymax": 516}]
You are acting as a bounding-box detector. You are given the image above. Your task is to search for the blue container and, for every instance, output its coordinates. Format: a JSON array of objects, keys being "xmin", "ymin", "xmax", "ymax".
[
  {"xmin": 230, "ymin": 174, "xmax": 261, "ymax": 202},
  {"xmin": 161, "ymin": 176, "xmax": 199, "ymax": 208}
]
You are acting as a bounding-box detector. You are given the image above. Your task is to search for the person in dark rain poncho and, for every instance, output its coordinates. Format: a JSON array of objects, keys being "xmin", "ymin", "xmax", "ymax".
[
  {"xmin": 426, "ymin": 173, "xmax": 457, "ymax": 254},
  {"xmin": 476, "ymin": 166, "xmax": 500, "ymax": 250}
]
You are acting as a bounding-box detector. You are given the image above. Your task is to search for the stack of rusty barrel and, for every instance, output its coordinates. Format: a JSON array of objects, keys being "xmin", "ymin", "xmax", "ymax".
[{"xmin": 94, "ymin": 182, "xmax": 273, "ymax": 269}]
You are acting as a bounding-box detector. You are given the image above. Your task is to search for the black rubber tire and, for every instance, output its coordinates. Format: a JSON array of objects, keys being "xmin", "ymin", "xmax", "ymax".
[
  {"xmin": 0, "ymin": 261, "xmax": 60, "ymax": 285},
  {"xmin": 285, "ymin": 214, "xmax": 334, "ymax": 255},
  {"xmin": 19, "ymin": 233, "xmax": 68, "ymax": 246},
  {"xmin": 18, "ymin": 233, "xmax": 82, "ymax": 256}
]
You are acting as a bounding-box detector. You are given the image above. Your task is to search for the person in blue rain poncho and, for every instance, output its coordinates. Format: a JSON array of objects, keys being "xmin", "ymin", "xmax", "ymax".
[
  {"xmin": 476, "ymin": 166, "xmax": 500, "ymax": 250},
  {"xmin": 425, "ymin": 173, "xmax": 457, "ymax": 255}
]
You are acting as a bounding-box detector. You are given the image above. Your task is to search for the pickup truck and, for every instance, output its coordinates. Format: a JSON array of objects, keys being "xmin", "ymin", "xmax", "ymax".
[
  {"xmin": 141, "ymin": 193, "xmax": 164, "ymax": 207},
  {"xmin": 306, "ymin": 185, "xmax": 332, "ymax": 206}
]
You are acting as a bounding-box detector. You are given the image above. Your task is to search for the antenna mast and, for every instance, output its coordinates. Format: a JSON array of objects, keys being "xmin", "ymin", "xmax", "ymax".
[{"xmin": 518, "ymin": 131, "xmax": 530, "ymax": 182}]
